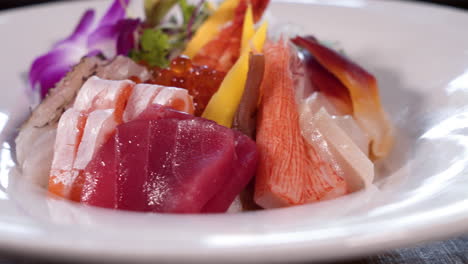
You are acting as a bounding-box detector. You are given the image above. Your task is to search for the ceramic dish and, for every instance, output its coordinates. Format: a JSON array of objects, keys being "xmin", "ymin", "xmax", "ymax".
[{"xmin": 1, "ymin": 0, "xmax": 468, "ymax": 262}]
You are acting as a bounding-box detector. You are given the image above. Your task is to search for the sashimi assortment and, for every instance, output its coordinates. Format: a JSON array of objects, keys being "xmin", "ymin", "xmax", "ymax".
[{"xmin": 15, "ymin": 0, "xmax": 394, "ymax": 214}]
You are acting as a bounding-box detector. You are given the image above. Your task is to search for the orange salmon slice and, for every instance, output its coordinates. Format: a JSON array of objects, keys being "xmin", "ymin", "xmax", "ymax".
[
  {"xmin": 123, "ymin": 84, "xmax": 194, "ymax": 122},
  {"xmin": 48, "ymin": 109, "xmax": 86, "ymax": 197},
  {"xmin": 73, "ymin": 76, "xmax": 135, "ymax": 123},
  {"xmin": 49, "ymin": 77, "xmax": 135, "ymax": 199}
]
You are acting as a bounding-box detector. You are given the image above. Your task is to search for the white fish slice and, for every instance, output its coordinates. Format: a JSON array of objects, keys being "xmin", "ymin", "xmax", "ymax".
[{"xmin": 300, "ymin": 100, "xmax": 374, "ymax": 192}]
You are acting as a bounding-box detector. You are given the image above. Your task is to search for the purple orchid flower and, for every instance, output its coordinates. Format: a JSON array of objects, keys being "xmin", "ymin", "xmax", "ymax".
[{"xmin": 29, "ymin": 0, "xmax": 140, "ymax": 98}]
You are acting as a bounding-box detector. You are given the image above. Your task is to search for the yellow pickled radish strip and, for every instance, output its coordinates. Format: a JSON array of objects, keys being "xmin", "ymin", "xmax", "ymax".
[
  {"xmin": 202, "ymin": 22, "xmax": 268, "ymax": 127},
  {"xmin": 241, "ymin": 5, "xmax": 254, "ymax": 52},
  {"xmin": 183, "ymin": 0, "xmax": 240, "ymax": 58}
]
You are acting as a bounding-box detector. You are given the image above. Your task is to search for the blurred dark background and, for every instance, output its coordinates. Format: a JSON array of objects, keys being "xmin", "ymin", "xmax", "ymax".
[{"xmin": 0, "ymin": 0, "xmax": 468, "ymax": 10}]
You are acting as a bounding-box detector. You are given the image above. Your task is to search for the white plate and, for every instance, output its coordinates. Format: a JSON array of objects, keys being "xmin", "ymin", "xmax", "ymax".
[{"xmin": 1, "ymin": 0, "xmax": 468, "ymax": 263}]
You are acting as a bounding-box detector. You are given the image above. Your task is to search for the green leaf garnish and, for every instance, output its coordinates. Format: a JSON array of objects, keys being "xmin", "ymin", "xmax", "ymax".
[
  {"xmin": 178, "ymin": 0, "xmax": 196, "ymax": 26},
  {"xmin": 144, "ymin": 0, "xmax": 178, "ymax": 27},
  {"xmin": 130, "ymin": 29, "xmax": 170, "ymax": 68}
]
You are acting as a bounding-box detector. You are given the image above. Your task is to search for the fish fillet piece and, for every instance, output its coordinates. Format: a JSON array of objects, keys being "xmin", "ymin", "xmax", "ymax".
[
  {"xmin": 122, "ymin": 84, "xmax": 163, "ymax": 122},
  {"xmin": 80, "ymin": 105, "xmax": 258, "ymax": 213},
  {"xmin": 19, "ymin": 128, "xmax": 57, "ymax": 188},
  {"xmin": 49, "ymin": 78, "xmax": 135, "ymax": 198},
  {"xmin": 305, "ymin": 92, "xmax": 370, "ymax": 156},
  {"xmin": 73, "ymin": 76, "xmax": 134, "ymax": 122},
  {"xmin": 96, "ymin": 55, "xmax": 151, "ymax": 82},
  {"xmin": 79, "ymin": 133, "xmax": 118, "ymax": 208},
  {"xmin": 303, "ymin": 54, "xmax": 353, "ymax": 115},
  {"xmin": 69, "ymin": 109, "xmax": 118, "ymax": 201},
  {"xmin": 333, "ymin": 115, "xmax": 370, "ymax": 157},
  {"xmin": 202, "ymin": 133, "xmax": 258, "ymax": 213},
  {"xmin": 17, "ymin": 56, "xmax": 150, "ymax": 189},
  {"xmin": 152, "ymin": 87, "xmax": 194, "ymax": 115},
  {"xmin": 123, "ymin": 84, "xmax": 195, "ymax": 122},
  {"xmin": 254, "ymin": 41, "xmax": 347, "ymax": 208},
  {"xmin": 292, "ymin": 36, "xmax": 393, "ymax": 159},
  {"xmin": 48, "ymin": 109, "xmax": 86, "ymax": 197},
  {"xmin": 16, "ymin": 57, "xmax": 106, "ymax": 188},
  {"xmin": 300, "ymin": 103, "xmax": 374, "ymax": 192}
]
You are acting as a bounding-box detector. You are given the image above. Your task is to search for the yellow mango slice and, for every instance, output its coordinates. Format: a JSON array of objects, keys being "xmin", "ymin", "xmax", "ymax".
[
  {"xmin": 183, "ymin": 0, "xmax": 240, "ymax": 58},
  {"xmin": 202, "ymin": 21, "xmax": 268, "ymax": 127},
  {"xmin": 241, "ymin": 5, "xmax": 254, "ymax": 52}
]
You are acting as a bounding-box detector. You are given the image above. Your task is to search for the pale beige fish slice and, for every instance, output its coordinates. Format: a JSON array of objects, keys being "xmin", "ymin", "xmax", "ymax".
[{"xmin": 299, "ymin": 101, "xmax": 374, "ymax": 192}]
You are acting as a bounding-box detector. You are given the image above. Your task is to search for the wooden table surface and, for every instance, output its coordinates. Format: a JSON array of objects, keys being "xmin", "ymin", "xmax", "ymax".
[{"xmin": 1, "ymin": 0, "xmax": 467, "ymax": 263}]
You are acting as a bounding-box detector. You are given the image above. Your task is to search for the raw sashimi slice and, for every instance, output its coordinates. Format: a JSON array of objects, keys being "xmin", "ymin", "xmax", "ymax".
[
  {"xmin": 152, "ymin": 87, "xmax": 194, "ymax": 115},
  {"xmin": 302, "ymin": 54, "xmax": 352, "ymax": 115},
  {"xmin": 134, "ymin": 104, "xmax": 191, "ymax": 121},
  {"xmin": 73, "ymin": 110, "xmax": 118, "ymax": 171},
  {"xmin": 20, "ymin": 128, "xmax": 56, "ymax": 188},
  {"xmin": 80, "ymin": 106, "xmax": 258, "ymax": 213},
  {"xmin": 304, "ymin": 92, "xmax": 342, "ymax": 116},
  {"xmin": 95, "ymin": 55, "xmax": 151, "ymax": 82},
  {"xmin": 80, "ymin": 134, "xmax": 118, "ymax": 208},
  {"xmin": 254, "ymin": 40, "xmax": 347, "ymax": 209},
  {"xmin": 333, "ymin": 115, "xmax": 370, "ymax": 157},
  {"xmin": 122, "ymin": 84, "xmax": 163, "ymax": 122},
  {"xmin": 304, "ymin": 92, "xmax": 370, "ymax": 156},
  {"xmin": 73, "ymin": 76, "xmax": 134, "ymax": 122},
  {"xmin": 123, "ymin": 84, "xmax": 195, "ymax": 122},
  {"xmin": 116, "ymin": 120, "xmax": 154, "ymax": 211},
  {"xmin": 48, "ymin": 109, "xmax": 86, "ymax": 197},
  {"xmin": 19, "ymin": 56, "xmax": 149, "ymax": 190},
  {"xmin": 292, "ymin": 36, "xmax": 393, "ymax": 159},
  {"xmin": 69, "ymin": 109, "xmax": 118, "ymax": 201},
  {"xmin": 145, "ymin": 119, "xmax": 236, "ymax": 213},
  {"xmin": 16, "ymin": 57, "xmax": 107, "ymax": 188},
  {"xmin": 300, "ymin": 104, "xmax": 374, "ymax": 192},
  {"xmin": 202, "ymin": 132, "xmax": 258, "ymax": 213}
]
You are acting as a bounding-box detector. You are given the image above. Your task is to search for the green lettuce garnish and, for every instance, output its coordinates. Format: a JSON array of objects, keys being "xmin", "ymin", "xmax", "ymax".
[{"xmin": 131, "ymin": 0, "xmax": 211, "ymax": 67}]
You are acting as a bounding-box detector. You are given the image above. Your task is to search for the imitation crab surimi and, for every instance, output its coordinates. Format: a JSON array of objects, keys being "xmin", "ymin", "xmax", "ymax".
[{"xmin": 254, "ymin": 41, "xmax": 347, "ymax": 208}]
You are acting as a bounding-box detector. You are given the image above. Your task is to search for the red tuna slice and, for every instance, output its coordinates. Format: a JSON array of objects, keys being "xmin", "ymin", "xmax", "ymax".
[
  {"xmin": 80, "ymin": 133, "xmax": 118, "ymax": 208},
  {"xmin": 144, "ymin": 119, "xmax": 236, "ymax": 213},
  {"xmin": 81, "ymin": 106, "xmax": 257, "ymax": 213},
  {"xmin": 115, "ymin": 120, "xmax": 155, "ymax": 211},
  {"xmin": 202, "ymin": 133, "xmax": 258, "ymax": 213}
]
